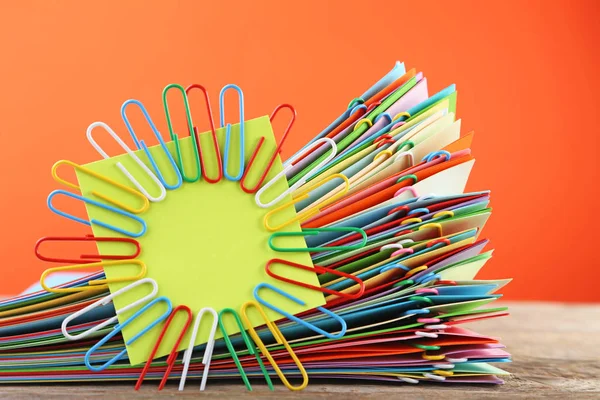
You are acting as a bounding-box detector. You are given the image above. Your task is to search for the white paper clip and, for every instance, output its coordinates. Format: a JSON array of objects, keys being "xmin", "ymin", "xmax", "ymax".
[
  {"xmin": 179, "ymin": 307, "xmax": 219, "ymax": 392},
  {"xmin": 86, "ymin": 122, "xmax": 167, "ymax": 202},
  {"xmin": 255, "ymin": 137, "xmax": 337, "ymax": 208},
  {"xmin": 61, "ymin": 278, "xmax": 158, "ymax": 340}
]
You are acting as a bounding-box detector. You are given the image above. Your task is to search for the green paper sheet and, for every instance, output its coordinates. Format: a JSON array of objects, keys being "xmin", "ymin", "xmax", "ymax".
[{"xmin": 76, "ymin": 116, "xmax": 325, "ymax": 365}]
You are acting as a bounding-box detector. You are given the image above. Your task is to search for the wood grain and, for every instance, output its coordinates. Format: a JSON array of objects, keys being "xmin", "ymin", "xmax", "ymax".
[{"xmin": 1, "ymin": 302, "xmax": 598, "ymax": 399}]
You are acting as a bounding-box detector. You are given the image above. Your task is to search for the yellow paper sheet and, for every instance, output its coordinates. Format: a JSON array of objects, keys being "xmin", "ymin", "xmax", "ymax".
[{"xmin": 76, "ymin": 116, "xmax": 325, "ymax": 365}]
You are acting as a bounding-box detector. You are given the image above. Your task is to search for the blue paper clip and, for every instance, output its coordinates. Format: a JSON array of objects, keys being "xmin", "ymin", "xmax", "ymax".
[
  {"xmin": 84, "ymin": 296, "xmax": 172, "ymax": 372},
  {"xmin": 253, "ymin": 283, "xmax": 347, "ymax": 339},
  {"xmin": 422, "ymin": 150, "xmax": 451, "ymax": 163},
  {"xmin": 219, "ymin": 84, "xmax": 245, "ymax": 181},
  {"xmin": 47, "ymin": 190, "xmax": 147, "ymax": 238},
  {"xmin": 121, "ymin": 99, "xmax": 183, "ymax": 190}
]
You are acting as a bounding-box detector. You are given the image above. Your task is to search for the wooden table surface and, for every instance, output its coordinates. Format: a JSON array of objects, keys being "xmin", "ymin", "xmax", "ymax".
[{"xmin": 1, "ymin": 302, "xmax": 599, "ymax": 399}]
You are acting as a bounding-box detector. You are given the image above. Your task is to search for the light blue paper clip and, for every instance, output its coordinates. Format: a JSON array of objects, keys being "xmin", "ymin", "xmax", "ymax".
[
  {"xmin": 121, "ymin": 99, "xmax": 183, "ymax": 190},
  {"xmin": 219, "ymin": 84, "xmax": 245, "ymax": 181},
  {"xmin": 84, "ymin": 296, "xmax": 173, "ymax": 372},
  {"xmin": 253, "ymin": 283, "xmax": 347, "ymax": 339},
  {"xmin": 422, "ymin": 150, "xmax": 451, "ymax": 163},
  {"xmin": 47, "ymin": 190, "xmax": 147, "ymax": 238}
]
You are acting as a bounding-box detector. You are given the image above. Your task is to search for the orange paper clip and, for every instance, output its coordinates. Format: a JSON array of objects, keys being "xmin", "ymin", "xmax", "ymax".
[
  {"xmin": 240, "ymin": 300, "xmax": 308, "ymax": 391},
  {"xmin": 240, "ymin": 104, "xmax": 296, "ymax": 194},
  {"xmin": 135, "ymin": 305, "xmax": 193, "ymax": 391}
]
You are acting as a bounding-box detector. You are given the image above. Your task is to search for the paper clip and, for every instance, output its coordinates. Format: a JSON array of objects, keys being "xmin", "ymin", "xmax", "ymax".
[
  {"xmin": 121, "ymin": 99, "xmax": 183, "ymax": 190},
  {"xmin": 35, "ymin": 235, "xmax": 140, "ymax": 264},
  {"xmin": 85, "ymin": 296, "xmax": 172, "ymax": 372},
  {"xmin": 218, "ymin": 308, "xmax": 274, "ymax": 391},
  {"xmin": 87, "ymin": 122, "xmax": 166, "ymax": 202},
  {"xmin": 47, "ymin": 190, "xmax": 147, "ymax": 237},
  {"xmin": 52, "ymin": 160, "xmax": 149, "ymax": 214},
  {"xmin": 263, "ymin": 173, "xmax": 349, "ymax": 232},
  {"xmin": 268, "ymin": 227, "xmax": 367, "ymax": 252},
  {"xmin": 240, "ymin": 104, "xmax": 296, "ymax": 193},
  {"xmin": 179, "ymin": 307, "xmax": 219, "ymax": 392},
  {"xmin": 40, "ymin": 259, "xmax": 147, "ymax": 294},
  {"xmin": 136, "ymin": 305, "xmax": 193, "ymax": 391},
  {"xmin": 255, "ymin": 137, "xmax": 337, "ymax": 208},
  {"xmin": 254, "ymin": 283, "xmax": 347, "ymax": 339},
  {"xmin": 240, "ymin": 300, "xmax": 308, "ymax": 391},
  {"xmin": 219, "ymin": 84, "xmax": 245, "ymax": 181},
  {"xmin": 419, "ymin": 223, "xmax": 444, "ymax": 237},
  {"xmin": 185, "ymin": 84, "xmax": 223, "ymax": 183},
  {"xmin": 61, "ymin": 278, "xmax": 158, "ymax": 340},
  {"xmin": 265, "ymin": 259, "xmax": 365, "ymax": 300},
  {"xmin": 163, "ymin": 84, "xmax": 201, "ymax": 182}
]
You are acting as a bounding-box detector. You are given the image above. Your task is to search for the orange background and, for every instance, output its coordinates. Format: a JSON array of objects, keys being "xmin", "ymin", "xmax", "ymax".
[{"xmin": 0, "ymin": 0, "xmax": 598, "ymax": 301}]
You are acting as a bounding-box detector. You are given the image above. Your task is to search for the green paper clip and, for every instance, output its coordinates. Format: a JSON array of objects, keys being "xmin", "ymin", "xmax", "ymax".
[
  {"xmin": 268, "ymin": 227, "xmax": 368, "ymax": 252},
  {"xmin": 162, "ymin": 83, "xmax": 201, "ymax": 182},
  {"xmin": 218, "ymin": 308, "xmax": 274, "ymax": 391}
]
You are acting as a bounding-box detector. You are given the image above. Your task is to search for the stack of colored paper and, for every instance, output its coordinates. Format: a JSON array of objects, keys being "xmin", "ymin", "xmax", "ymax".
[{"xmin": 0, "ymin": 62, "xmax": 511, "ymax": 389}]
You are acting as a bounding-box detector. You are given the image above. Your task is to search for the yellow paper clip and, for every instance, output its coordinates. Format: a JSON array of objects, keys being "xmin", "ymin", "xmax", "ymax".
[
  {"xmin": 52, "ymin": 160, "xmax": 149, "ymax": 214},
  {"xmin": 263, "ymin": 173, "xmax": 349, "ymax": 232},
  {"xmin": 240, "ymin": 300, "xmax": 308, "ymax": 391},
  {"xmin": 419, "ymin": 222, "xmax": 444, "ymax": 237},
  {"xmin": 40, "ymin": 259, "xmax": 147, "ymax": 293}
]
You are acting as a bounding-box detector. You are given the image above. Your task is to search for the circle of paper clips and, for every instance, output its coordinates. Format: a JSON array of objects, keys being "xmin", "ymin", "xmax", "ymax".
[
  {"xmin": 33, "ymin": 81, "xmax": 460, "ymax": 391},
  {"xmin": 34, "ymin": 83, "xmax": 372, "ymax": 392}
]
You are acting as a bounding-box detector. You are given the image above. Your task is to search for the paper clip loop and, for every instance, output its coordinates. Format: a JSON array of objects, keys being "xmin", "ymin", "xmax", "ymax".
[
  {"xmin": 163, "ymin": 83, "xmax": 201, "ymax": 182},
  {"xmin": 255, "ymin": 137, "xmax": 337, "ymax": 208},
  {"xmin": 185, "ymin": 84, "xmax": 223, "ymax": 183},
  {"xmin": 85, "ymin": 296, "xmax": 173, "ymax": 371},
  {"xmin": 35, "ymin": 235, "xmax": 140, "ymax": 264},
  {"xmin": 52, "ymin": 160, "xmax": 149, "ymax": 214},
  {"xmin": 263, "ymin": 173, "xmax": 349, "ymax": 232},
  {"xmin": 240, "ymin": 104, "xmax": 296, "ymax": 193},
  {"xmin": 266, "ymin": 259, "xmax": 365, "ymax": 300},
  {"xmin": 61, "ymin": 278, "xmax": 158, "ymax": 340},
  {"xmin": 219, "ymin": 84, "xmax": 245, "ymax": 181},
  {"xmin": 268, "ymin": 227, "xmax": 367, "ymax": 252},
  {"xmin": 218, "ymin": 308, "xmax": 274, "ymax": 391},
  {"xmin": 241, "ymin": 300, "xmax": 308, "ymax": 391},
  {"xmin": 179, "ymin": 307, "xmax": 219, "ymax": 391},
  {"xmin": 47, "ymin": 190, "xmax": 147, "ymax": 237},
  {"xmin": 254, "ymin": 283, "xmax": 347, "ymax": 339},
  {"xmin": 86, "ymin": 122, "xmax": 166, "ymax": 202},
  {"xmin": 136, "ymin": 305, "xmax": 193, "ymax": 391},
  {"xmin": 121, "ymin": 99, "xmax": 183, "ymax": 190},
  {"xmin": 40, "ymin": 259, "xmax": 147, "ymax": 294}
]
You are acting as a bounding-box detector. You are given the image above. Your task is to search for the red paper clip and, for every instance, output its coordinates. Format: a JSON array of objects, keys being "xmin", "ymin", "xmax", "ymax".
[
  {"xmin": 135, "ymin": 305, "xmax": 193, "ymax": 391},
  {"xmin": 426, "ymin": 238, "xmax": 451, "ymax": 248},
  {"xmin": 265, "ymin": 259, "xmax": 365, "ymax": 300},
  {"xmin": 185, "ymin": 84, "xmax": 223, "ymax": 184},
  {"xmin": 240, "ymin": 104, "xmax": 296, "ymax": 193},
  {"xmin": 34, "ymin": 235, "xmax": 141, "ymax": 264},
  {"xmin": 374, "ymin": 134, "xmax": 394, "ymax": 149}
]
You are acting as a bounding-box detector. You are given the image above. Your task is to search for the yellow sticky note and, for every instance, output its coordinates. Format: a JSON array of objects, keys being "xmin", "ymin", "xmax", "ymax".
[{"xmin": 76, "ymin": 116, "xmax": 325, "ymax": 365}]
